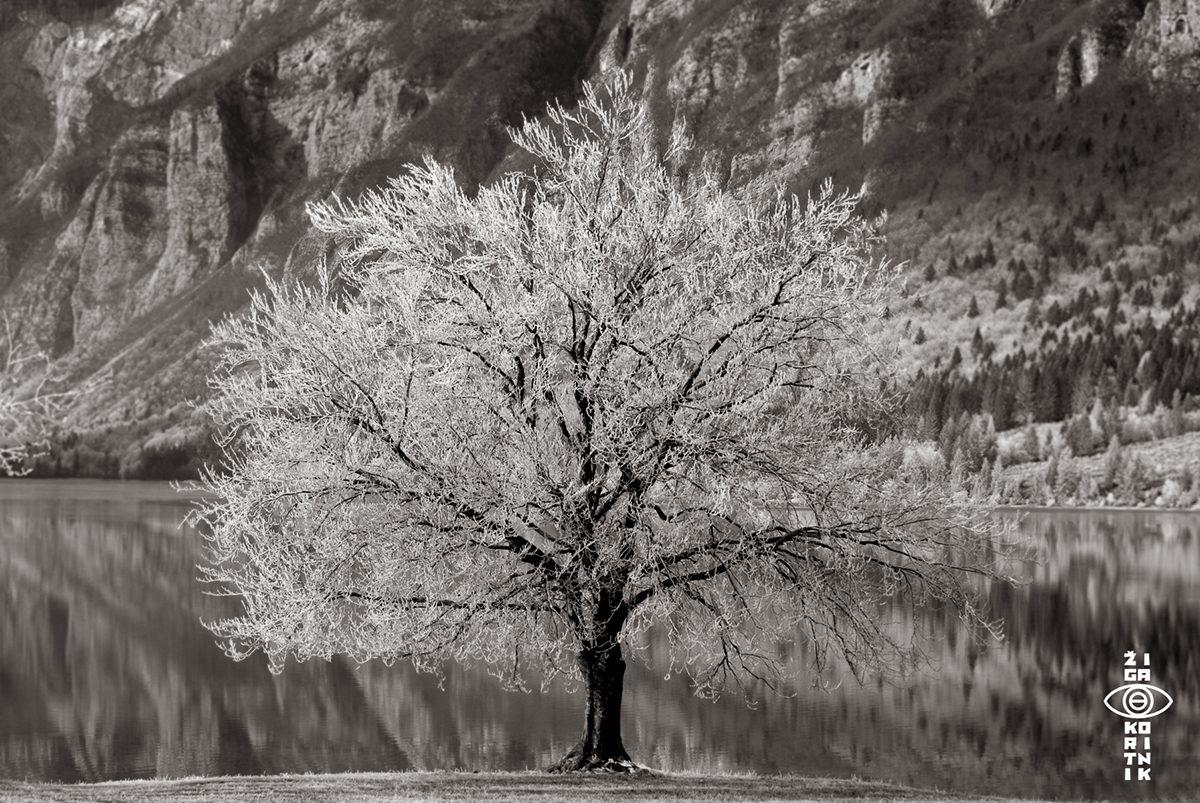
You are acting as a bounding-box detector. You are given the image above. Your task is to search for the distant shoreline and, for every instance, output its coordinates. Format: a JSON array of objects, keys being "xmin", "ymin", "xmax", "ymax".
[
  {"xmin": 995, "ymin": 503, "xmax": 1200, "ymax": 514},
  {"xmin": 3, "ymin": 478, "xmax": 1200, "ymax": 517}
]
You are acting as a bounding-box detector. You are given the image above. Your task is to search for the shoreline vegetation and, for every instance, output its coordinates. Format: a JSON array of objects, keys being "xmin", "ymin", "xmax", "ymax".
[
  {"xmin": 991, "ymin": 429, "xmax": 1200, "ymax": 510},
  {"xmin": 0, "ymin": 771, "xmax": 992, "ymax": 802},
  {"xmin": 900, "ymin": 404, "xmax": 1200, "ymax": 510},
  {"xmin": 21, "ymin": 402, "xmax": 1200, "ymax": 508}
]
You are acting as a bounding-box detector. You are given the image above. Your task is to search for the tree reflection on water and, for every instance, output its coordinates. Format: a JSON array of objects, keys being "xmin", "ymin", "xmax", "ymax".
[{"xmin": 0, "ymin": 483, "xmax": 1195, "ymax": 798}]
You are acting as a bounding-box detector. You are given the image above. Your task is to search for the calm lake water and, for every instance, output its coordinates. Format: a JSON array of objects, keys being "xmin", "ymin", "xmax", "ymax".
[{"xmin": 0, "ymin": 481, "xmax": 1196, "ymax": 798}]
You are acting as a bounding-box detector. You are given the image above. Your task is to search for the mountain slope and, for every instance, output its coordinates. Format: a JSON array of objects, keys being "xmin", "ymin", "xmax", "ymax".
[{"xmin": 2, "ymin": 0, "xmax": 1199, "ymax": 479}]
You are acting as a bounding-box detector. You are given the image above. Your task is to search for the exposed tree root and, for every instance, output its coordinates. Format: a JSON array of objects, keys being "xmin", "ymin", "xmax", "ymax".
[{"xmin": 546, "ymin": 744, "xmax": 650, "ymax": 774}]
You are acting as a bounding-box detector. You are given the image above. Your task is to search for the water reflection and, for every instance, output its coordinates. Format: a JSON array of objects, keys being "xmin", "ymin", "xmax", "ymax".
[{"xmin": 0, "ymin": 483, "xmax": 1195, "ymax": 798}]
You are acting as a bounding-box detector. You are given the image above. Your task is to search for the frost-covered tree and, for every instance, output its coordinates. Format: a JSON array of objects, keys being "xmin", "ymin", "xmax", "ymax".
[{"xmin": 197, "ymin": 73, "xmax": 1014, "ymax": 772}]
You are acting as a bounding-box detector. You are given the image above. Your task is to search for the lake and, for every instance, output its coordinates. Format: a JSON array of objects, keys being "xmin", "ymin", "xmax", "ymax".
[{"xmin": 0, "ymin": 481, "xmax": 1195, "ymax": 798}]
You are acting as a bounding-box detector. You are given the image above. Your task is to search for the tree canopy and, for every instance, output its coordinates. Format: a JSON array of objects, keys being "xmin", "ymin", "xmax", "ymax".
[{"xmin": 197, "ymin": 72, "xmax": 1014, "ymax": 771}]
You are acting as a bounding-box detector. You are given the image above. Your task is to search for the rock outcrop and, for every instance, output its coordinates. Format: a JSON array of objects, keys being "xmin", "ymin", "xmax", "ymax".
[
  {"xmin": 1054, "ymin": 1, "xmax": 1150, "ymax": 100},
  {"xmin": 1129, "ymin": 0, "xmax": 1200, "ymax": 81},
  {"xmin": 973, "ymin": 0, "xmax": 1023, "ymax": 17}
]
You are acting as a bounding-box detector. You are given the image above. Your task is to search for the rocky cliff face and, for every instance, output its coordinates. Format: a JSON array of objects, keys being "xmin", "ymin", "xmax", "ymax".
[
  {"xmin": 1130, "ymin": 0, "xmax": 1200, "ymax": 80},
  {"xmin": 1, "ymin": 0, "xmax": 1198, "ymax": 476},
  {"xmin": 4, "ymin": 0, "xmax": 604, "ymax": 348}
]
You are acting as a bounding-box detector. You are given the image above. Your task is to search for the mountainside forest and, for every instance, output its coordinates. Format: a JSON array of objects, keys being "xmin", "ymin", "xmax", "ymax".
[{"xmin": 2, "ymin": 0, "xmax": 1200, "ymax": 505}]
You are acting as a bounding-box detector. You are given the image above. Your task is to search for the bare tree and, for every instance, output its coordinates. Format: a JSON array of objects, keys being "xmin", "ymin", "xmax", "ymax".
[{"xmin": 197, "ymin": 72, "xmax": 1016, "ymax": 772}]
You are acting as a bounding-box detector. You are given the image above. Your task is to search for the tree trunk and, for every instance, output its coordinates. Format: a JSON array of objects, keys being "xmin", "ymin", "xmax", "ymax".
[{"xmin": 548, "ymin": 637, "xmax": 638, "ymax": 772}]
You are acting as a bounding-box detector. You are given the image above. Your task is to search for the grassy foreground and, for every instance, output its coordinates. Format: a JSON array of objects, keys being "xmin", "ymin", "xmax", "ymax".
[{"xmin": 0, "ymin": 771, "xmax": 995, "ymax": 802}]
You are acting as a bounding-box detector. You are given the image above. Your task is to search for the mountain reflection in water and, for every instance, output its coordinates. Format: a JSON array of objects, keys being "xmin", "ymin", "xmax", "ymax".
[{"xmin": 0, "ymin": 482, "xmax": 1196, "ymax": 799}]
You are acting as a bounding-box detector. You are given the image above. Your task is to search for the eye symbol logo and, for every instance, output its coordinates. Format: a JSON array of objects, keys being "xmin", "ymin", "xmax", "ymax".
[{"xmin": 1103, "ymin": 683, "xmax": 1174, "ymax": 719}]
